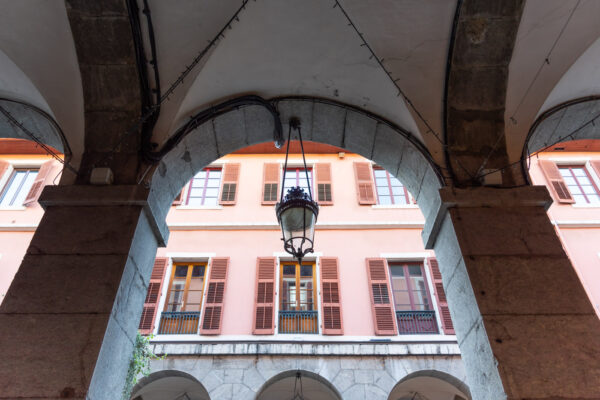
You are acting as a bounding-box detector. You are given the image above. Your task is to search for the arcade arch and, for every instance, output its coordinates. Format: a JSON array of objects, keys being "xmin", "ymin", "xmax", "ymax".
[{"xmin": 131, "ymin": 370, "xmax": 210, "ymax": 400}]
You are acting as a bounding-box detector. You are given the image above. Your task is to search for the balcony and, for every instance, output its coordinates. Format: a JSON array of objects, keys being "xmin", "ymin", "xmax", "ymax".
[
  {"xmin": 278, "ymin": 310, "xmax": 318, "ymax": 334},
  {"xmin": 396, "ymin": 310, "xmax": 438, "ymax": 334},
  {"xmin": 158, "ymin": 311, "xmax": 201, "ymax": 334}
]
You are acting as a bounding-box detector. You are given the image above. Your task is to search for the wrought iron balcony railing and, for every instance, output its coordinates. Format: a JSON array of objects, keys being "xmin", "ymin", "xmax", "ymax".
[
  {"xmin": 158, "ymin": 311, "xmax": 201, "ymax": 335},
  {"xmin": 279, "ymin": 310, "xmax": 318, "ymax": 334},
  {"xmin": 396, "ymin": 310, "xmax": 438, "ymax": 334}
]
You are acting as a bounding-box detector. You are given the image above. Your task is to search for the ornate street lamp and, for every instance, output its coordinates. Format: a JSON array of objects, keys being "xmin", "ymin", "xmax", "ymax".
[{"xmin": 275, "ymin": 117, "xmax": 319, "ymax": 265}]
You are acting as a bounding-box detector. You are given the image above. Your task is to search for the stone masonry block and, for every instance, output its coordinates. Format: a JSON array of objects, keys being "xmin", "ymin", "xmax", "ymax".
[
  {"xmin": 456, "ymin": 318, "xmax": 506, "ymax": 400},
  {"xmin": 343, "ymin": 111, "xmax": 377, "ymax": 159},
  {"xmin": 28, "ymin": 205, "xmax": 142, "ymax": 255},
  {"xmin": 80, "ymin": 64, "xmax": 140, "ymax": 112},
  {"xmin": 372, "ymin": 124, "xmax": 404, "ymax": 177},
  {"xmin": 68, "ymin": 16, "xmax": 134, "ymax": 66},
  {"xmin": 365, "ymin": 384, "xmax": 388, "ymax": 400},
  {"xmin": 484, "ymin": 314, "xmax": 600, "ymax": 399},
  {"xmin": 0, "ymin": 313, "xmax": 108, "ymax": 399},
  {"xmin": 449, "ymin": 206, "xmax": 565, "ymax": 257},
  {"xmin": 465, "ymin": 255, "xmax": 595, "ymax": 316},
  {"xmin": 444, "ymin": 258, "xmax": 484, "ymax": 338},
  {"xmin": 1, "ymin": 254, "xmax": 128, "ymax": 314},
  {"xmin": 449, "ymin": 66, "xmax": 507, "ymax": 110},
  {"xmin": 277, "ymin": 100, "xmax": 314, "ymax": 141},
  {"xmin": 183, "ymin": 122, "xmax": 220, "ymax": 173},
  {"xmin": 87, "ymin": 314, "xmax": 136, "ymax": 400},
  {"xmin": 431, "ymin": 213, "xmax": 463, "ymax": 277},
  {"xmin": 111, "ymin": 255, "xmax": 151, "ymax": 335},
  {"xmin": 243, "ymin": 105, "xmax": 275, "ymax": 145},
  {"xmin": 214, "ymin": 109, "xmax": 248, "ymax": 156},
  {"xmin": 343, "ymin": 384, "xmax": 366, "ymax": 400},
  {"xmin": 332, "ymin": 369, "xmax": 355, "ymax": 393},
  {"xmin": 210, "ymin": 383, "xmax": 233, "ymax": 400},
  {"xmin": 312, "ymin": 102, "xmax": 346, "ymax": 148},
  {"xmin": 552, "ymin": 100, "xmax": 600, "ymax": 144},
  {"xmin": 242, "ymin": 368, "xmax": 264, "ymax": 392},
  {"xmin": 415, "ymin": 168, "xmax": 442, "ymax": 220},
  {"xmin": 396, "ymin": 146, "xmax": 429, "ymax": 199},
  {"xmin": 528, "ymin": 108, "xmax": 565, "ymax": 152}
]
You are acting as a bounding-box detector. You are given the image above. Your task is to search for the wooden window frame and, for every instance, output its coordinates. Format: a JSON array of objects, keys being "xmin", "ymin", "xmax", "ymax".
[
  {"xmin": 388, "ymin": 262, "xmax": 434, "ymax": 312},
  {"xmin": 279, "ymin": 261, "xmax": 317, "ymax": 311},
  {"xmin": 558, "ymin": 164, "xmax": 600, "ymax": 205},
  {"xmin": 373, "ymin": 167, "xmax": 410, "ymax": 205},
  {"xmin": 184, "ymin": 167, "xmax": 222, "ymax": 206},
  {"xmin": 163, "ymin": 262, "xmax": 208, "ymax": 313}
]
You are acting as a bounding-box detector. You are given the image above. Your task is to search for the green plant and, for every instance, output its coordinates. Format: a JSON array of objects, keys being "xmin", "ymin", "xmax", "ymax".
[{"xmin": 122, "ymin": 333, "xmax": 165, "ymax": 400}]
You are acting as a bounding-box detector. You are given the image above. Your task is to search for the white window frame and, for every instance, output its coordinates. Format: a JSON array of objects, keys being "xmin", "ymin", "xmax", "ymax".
[{"xmin": 0, "ymin": 159, "xmax": 49, "ymax": 210}]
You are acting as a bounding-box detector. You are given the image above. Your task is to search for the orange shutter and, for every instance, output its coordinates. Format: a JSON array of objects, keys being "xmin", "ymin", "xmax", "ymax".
[
  {"xmin": 253, "ymin": 257, "xmax": 276, "ymax": 334},
  {"xmin": 139, "ymin": 257, "xmax": 168, "ymax": 334},
  {"xmin": 200, "ymin": 257, "xmax": 229, "ymax": 335},
  {"xmin": 315, "ymin": 163, "xmax": 333, "ymax": 205},
  {"xmin": 591, "ymin": 161, "xmax": 600, "ymax": 180},
  {"xmin": 0, "ymin": 160, "xmax": 8, "ymax": 180},
  {"xmin": 366, "ymin": 258, "xmax": 397, "ymax": 335},
  {"xmin": 353, "ymin": 162, "xmax": 376, "ymax": 204},
  {"xmin": 262, "ymin": 163, "xmax": 280, "ymax": 205},
  {"xmin": 172, "ymin": 190, "xmax": 183, "ymax": 206},
  {"xmin": 320, "ymin": 257, "xmax": 343, "ymax": 334},
  {"xmin": 219, "ymin": 163, "xmax": 240, "ymax": 205},
  {"xmin": 539, "ymin": 160, "xmax": 574, "ymax": 203},
  {"xmin": 23, "ymin": 160, "xmax": 53, "ymax": 206},
  {"xmin": 427, "ymin": 258, "xmax": 454, "ymax": 335}
]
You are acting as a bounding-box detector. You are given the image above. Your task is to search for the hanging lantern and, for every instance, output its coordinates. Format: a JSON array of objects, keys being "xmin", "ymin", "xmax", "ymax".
[{"xmin": 275, "ymin": 117, "xmax": 319, "ymax": 265}]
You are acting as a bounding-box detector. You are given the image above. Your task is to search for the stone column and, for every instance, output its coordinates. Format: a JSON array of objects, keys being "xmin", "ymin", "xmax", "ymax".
[
  {"xmin": 424, "ymin": 186, "xmax": 600, "ymax": 400},
  {"xmin": 0, "ymin": 185, "xmax": 168, "ymax": 400}
]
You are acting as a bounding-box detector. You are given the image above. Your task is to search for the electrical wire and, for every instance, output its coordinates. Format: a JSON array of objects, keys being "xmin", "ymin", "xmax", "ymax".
[{"xmin": 0, "ymin": 105, "xmax": 78, "ymax": 175}]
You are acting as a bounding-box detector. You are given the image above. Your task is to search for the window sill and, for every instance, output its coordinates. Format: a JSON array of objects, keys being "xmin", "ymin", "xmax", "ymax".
[
  {"xmin": 371, "ymin": 204, "xmax": 418, "ymax": 209},
  {"xmin": 175, "ymin": 205, "xmax": 224, "ymax": 210},
  {"xmin": 0, "ymin": 206, "xmax": 26, "ymax": 211},
  {"xmin": 571, "ymin": 203, "xmax": 600, "ymax": 208}
]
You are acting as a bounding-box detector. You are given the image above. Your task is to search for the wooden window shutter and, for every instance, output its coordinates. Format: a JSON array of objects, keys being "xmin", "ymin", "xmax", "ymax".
[
  {"xmin": 200, "ymin": 257, "xmax": 229, "ymax": 335},
  {"xmin": 23, "ymin": 160, "xmax": 53, "ymax": 206},
  {"xmin": 591, "ymin": 161, "xmax": 600, "ymax": 181},
  {"xmin": 539, "ymin": 160, "xmax": 574, "ymax": 204},
  {"xmin": 139, "ymin": 257, "xmax": 168, "ymax": 334},
  {"xmin": 427, "ymin": 257, "xmax": 454, "ymax": 335},
  {"xmin": 262, "ymin": 163, "xmax": 280, "ymax": 205},
  {"xmin": 0, "ymin": 160, "xmax": 9, "ymax": 180},
  {"xmin": 353, "ymin": 162, "xmax": 376, "ymax": 205},
  {"xmin": 253, "ymin": 257, "xmax": 276, "ymax": 334},
  {"xmin": 315, "ymin": 163, "xmax": 333, "ymax": 205},
  {"xmin": 219, "ymin": 163, "xmax": 240, "ymax": 205},
  {"xmin": 366, "ymin": 258, "xmax": 397, "ymax": 335},
  {"xmin": 172, "ymin": 190, "xmax": 183, "ymax": 206},
  {"xmin": 320, "ymin": 257, "xmax": 343, "ymax": 334}
]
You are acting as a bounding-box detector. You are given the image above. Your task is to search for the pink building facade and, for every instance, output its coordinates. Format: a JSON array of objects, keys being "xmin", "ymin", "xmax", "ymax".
[{"xmin": 1, "ymin": 139, "xmax": 599, "ymax": 399}]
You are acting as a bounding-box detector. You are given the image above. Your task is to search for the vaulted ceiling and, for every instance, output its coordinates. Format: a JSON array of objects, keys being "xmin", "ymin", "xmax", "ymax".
[{"xmin": 0, "ymin": 0, "xmax": 598, "ymax": 185}]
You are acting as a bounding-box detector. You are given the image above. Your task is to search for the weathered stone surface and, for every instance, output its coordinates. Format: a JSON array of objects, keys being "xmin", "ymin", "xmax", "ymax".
[
  {"xmin": 343, "ymin": 111, "xmax": 377, "ymax": 159},
  {"xmin": 277, "ymin": 100, "xmax": 314, "ymax": 141},
  {"xmin": 80, "ymin": 65, "xmax": 140, "ymax": 113},
  {"xmin": 68, "ymin": 16, "xmax": 134, "ymax": 66},
  {"xmin": 214, "ymin": 110, "xmax": 248, "ymax": 156},
  {"xmin": 243, "ymin": 105, "xmax": 276, "ymax": 145},
  {"xmin": 371, "ymin": 123, "xmax": 404, "ymax": 177},
  {"xmin": 312, "ymin": 102, "xmax": 346, "ymax": 148}
]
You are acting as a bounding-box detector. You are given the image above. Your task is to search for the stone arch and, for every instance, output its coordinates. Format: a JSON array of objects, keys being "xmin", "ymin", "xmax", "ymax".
[
  {"xmin": 131, "ymin": 370, "xmax": 210, "ymax": 400},
  {"xmin": 0, "ymin": 97, "xmax": 70, "ymax": 157},
  {"xmin": 148, "ymin": 96, "xmax": 443, "ymax": 230},
  {"xmin": 388, "ymin": 370, "xmax": 471, "ymax": 400},
  {"xmin": 255, "ymin": 369, "xmax": 342, "ymax": 400},
  {"xmin": 523, "ymin": 96, "xmax": 600, "ymax": 157}
]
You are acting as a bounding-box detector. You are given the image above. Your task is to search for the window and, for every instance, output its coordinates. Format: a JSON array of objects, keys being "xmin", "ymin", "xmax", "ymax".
[
  {"xmin": 0, "ymin": 168, "xmax": 38, "ymax": 207},
  {"xmin": 373, "ymin": 167, "xmax": 410, "ymax": 205},
  {"xmin": 389, "ymin": 262, "xmax": 438, "ymax": 334},
  {"xmin": 283, "ymin": 167, "xmax": 313, "ymax": 195},
  {"xmin": 185, "ymin": 168, "xmax": 221, "ymax": 206},
  {"xmin": 279, "ymin": 261, "xmax": 318, "ymax": 334},
  {"xmin": 558, "ymin": 165, "xmax": 600, "ymax": 205},
  {"xmin": 159, "ymin": 262, "xmax": 207, "ymax": 334}
]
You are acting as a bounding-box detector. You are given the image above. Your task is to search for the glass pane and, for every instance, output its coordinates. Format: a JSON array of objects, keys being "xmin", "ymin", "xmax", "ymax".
[
  {"xmin": 191, "ymin": 178, "xmax": 205, "ymax": 188},
  {"xmin": 194, "ymin": 170, "xmax": 206, "ymax": 179},
  {"xmin": 0, "ymin": 171, "xmax": 26, "ymax": 206},
  {"xmin": 186, "ymin": 290, "xmax": 203, "ymax": 303},
  {"xmin": 377, "ymin": 186, "xmax": 390, "ymax": 196},
  {"xmin": 189, "ymin": 278, "xmax": 204, "ymax": 290},
  {"xmin": 573, "ymin": 168, "xmax": 586, "ymax": 177},
  {"xmin": 206, "ymin": 178, "xmax": 220, "ymax": 187},
  {"xmin": 204, "ymin": 188, "xmax": 219, "ymax": 197},
  {"xmin": 589, "ymin": 195, "xmax": 600, "ymax": 204},
  {"xmin": 563, "ymin": 177, "xmax": 576, "ymax": 185},
  {"xmin": 300, "ymin": 265, "xmax": 312, "ymax": 277},
  {"xmin": 378, "ymin": 196, "xmax": 392, "ymax": 205},
  {"xmin": 408, "ymin": 266, "xmax": 422, "ymax": 276},
  {"xmin": 184, "ymin": 303, "xmax": 201, "ymax": 312},
  {"xmin": 573, "ymin": 194, "xmax": 587, "ymax": 204},
  {"xmin": 583, "ymin": 185, "xmax": 598, "ymax": 195},
  {"xmin": 391, "ymin": 186, "xmax": 404, "ymax": 195},
  {"xmin": 209, "ymin": 170, "xmax": 221, "ymax": 178},
  {"xmin": 189, "ymin": 188, "xmax": 204, "ymax": 197},
  {"xmin": 389, "ymin": 176, "xmax": 402, "ymax": 186},
  {"xmin": 376, "ymin": 177, "xmax": 388, "ymax": 186},
  {"xmin": 204, "ymin": 197, "xmax": 218, "ymax": 206},
  {"xmin": 374, "ymin": 169, "xmax": 387, "ymax": 178},
  {"xmin": 390, "ymin": 266, "xmax": 405, "ymax": 277},
  {"xmin": 187, "ymin": 197, "xmax": 203, "ymax": 206},
  {"xmin": 283, "ymin": 265, "xmax": 295, "ymax": 276},
  {"xmin": 192, "ymin": 265, "xmax": 205, "ymax": 277},
  {"xmin": 559, "ymin": 168, "xmax": 571, "ymax": 177},
  {"xmin": 174, "ymin": 265, "xmax": 188, "ymax": 277},
  {"xmin": 569, "ymin": 185, "xmax": 582, "ymax": 195},
  {"xmin": 394, "ymin": 195, "xmax": 408, "ymax": 205}
]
